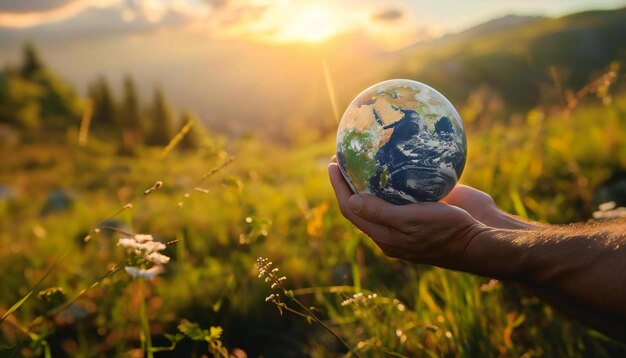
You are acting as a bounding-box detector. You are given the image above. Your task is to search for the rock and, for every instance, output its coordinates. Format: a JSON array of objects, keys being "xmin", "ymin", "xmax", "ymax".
[{"xmin": 40, "ymin": 189, "xmax": 75, "ymax": 216}]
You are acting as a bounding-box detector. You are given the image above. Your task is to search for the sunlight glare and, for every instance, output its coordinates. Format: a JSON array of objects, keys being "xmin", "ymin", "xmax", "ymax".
[{"xmin": 279, "ymin": 5, "xmax": 338, "ymax": 43}]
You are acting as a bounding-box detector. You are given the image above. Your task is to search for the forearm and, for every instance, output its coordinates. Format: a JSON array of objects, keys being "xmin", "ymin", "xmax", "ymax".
[
  {"xmin": 479, "ymin": 207, "xmax": 544, "ymax": 230},
  {"xmin": 465, "ymin": 218, "xmax": 626, "ymax": 320}
]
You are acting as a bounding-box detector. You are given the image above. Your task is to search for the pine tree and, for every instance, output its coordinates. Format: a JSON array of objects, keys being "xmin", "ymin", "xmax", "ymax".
[
  {"xmin": 17, "ymin": 42, "xmax": 83, "ymax": 130},
  {"xmin": 119, "ymin": 75, "xmax": 143, "ymax": 151},
  {"xmin": 147, "ymin": 87, "xmax": 174, "ymax": 146},
  {"xmin": 20, "ymin": 42, "xmax": 45, "ymax": 79},
  {"xmin": 88, "ymin": 76, "xmax": 117, "ymax": 130}
]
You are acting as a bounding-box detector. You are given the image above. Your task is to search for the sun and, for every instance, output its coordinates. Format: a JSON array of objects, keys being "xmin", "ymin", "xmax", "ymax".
[{"xmin": 277, "ymin": 5, "xmax": 339, "ymax": 43}]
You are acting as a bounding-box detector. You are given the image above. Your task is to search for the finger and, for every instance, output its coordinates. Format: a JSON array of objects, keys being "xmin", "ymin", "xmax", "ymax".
[
  {"xmin": 330, "ymin": 155, "xmax": 337, "ymax": 164},
  {"xmin": 349, "ymin": 192, "xmax": 464, "ymax": 229},
  {"xmin": 328, "ymin": 163, "xmax": 392, "ymax": 238},
  {"xmin": 327, "ymin": 162, "xmax": 353, "ymax": 205}
]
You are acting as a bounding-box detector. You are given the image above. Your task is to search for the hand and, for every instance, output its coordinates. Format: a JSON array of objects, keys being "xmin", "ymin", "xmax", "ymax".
[{"xmin": 328, "ymin": 161, "xmax": 486, "ymax": 271}]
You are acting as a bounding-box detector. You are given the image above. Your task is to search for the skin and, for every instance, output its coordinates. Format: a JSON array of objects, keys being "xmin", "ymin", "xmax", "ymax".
[{"xmin": 328, "ymin": 160, "xmax": 626, "ymax": 342}]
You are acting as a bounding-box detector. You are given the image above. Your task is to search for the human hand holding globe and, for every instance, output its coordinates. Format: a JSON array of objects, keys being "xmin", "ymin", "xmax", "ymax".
[
  {"xmin": 336, "ymin": 79, "xmax": 466, "ymax": 204},
  {"xmin": 330, "ymin": 79, "xmax": 524, "ymax": 270}
]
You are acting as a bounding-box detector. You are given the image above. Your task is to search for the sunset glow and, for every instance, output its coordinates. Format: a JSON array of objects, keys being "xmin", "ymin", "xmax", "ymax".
[{"xmin": 271, "ymin": 5, "xmax": 341, "ymax": 43}]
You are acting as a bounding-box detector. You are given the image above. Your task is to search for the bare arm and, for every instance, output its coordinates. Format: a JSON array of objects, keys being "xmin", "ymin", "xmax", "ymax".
[{"xmin": 328, "ymin": 162, "xmax": 626, "ymax": 341}]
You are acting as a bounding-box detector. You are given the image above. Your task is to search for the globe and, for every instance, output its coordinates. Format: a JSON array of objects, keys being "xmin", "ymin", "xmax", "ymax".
[{"xmin": 336, "ymin": 79, "xmax": 466, "ymax": 204}]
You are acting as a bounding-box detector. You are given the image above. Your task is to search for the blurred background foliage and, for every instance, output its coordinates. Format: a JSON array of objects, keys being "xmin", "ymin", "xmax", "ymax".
[{"xmin": 1, "ymin": 6, "xmax": 626, "ymax": 357}]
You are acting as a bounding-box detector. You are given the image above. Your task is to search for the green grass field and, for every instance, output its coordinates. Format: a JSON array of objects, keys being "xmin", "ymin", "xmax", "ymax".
[{"xmin": 1, "ymin": 79, "xmax": 626, "ymax": 357}]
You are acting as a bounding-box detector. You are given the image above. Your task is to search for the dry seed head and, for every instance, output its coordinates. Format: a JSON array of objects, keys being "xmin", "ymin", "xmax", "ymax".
[{"xmin": 144, "ymin": 181, "xmax": 164, "ymax": 195}]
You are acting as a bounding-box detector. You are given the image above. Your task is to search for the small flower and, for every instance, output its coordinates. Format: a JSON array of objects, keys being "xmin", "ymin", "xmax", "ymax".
[
  {"xmin": 147, "ymin": 252, "xmax": 170, "ymax": 265},
  {"xmin": 117, "ymin": 237, "xmax": 143, "ymax": 251},
  {"xmin": 134, "ymin": 234, "xmax": 154, "ymax": 243},
  {"xmin": 118, "ymin": 234, "xmax": 171, "ymax": 280},
  {"xmin": 124, "ymin": 266, "xmax": 164, "ymax": 280}
]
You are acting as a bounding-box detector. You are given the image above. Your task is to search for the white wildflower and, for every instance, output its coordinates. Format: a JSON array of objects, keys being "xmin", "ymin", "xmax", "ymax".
[
  {"xmin": 147, "ymin": 252, "xmax": 170, "ymax": 265},
  {"xmin": 124, "ymin": 266, "xmax": 164, "ymax": 280},
  {"xmin": 134, "ymin": 234, "xmax": 154, "ymax": 243},
  {"xmin": 117, "ymin": 238, "xmax": 142, "ymax": 251},
  {"xmin": 142, "ymin": 241, "xmax": 166, "ymax": 253},
  {"xmin": 117, "ymin": 235, "xmax": 165, "ymax": 254},
  {"xmin": 118, "ymin": 234, "xmax": 171, "ymax": 280}
]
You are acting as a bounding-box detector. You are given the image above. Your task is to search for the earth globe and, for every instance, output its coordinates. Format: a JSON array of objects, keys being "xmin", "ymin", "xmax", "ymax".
[{"xmin": 336, "ymin": 79, "xmax": 466, "ymax": 204}]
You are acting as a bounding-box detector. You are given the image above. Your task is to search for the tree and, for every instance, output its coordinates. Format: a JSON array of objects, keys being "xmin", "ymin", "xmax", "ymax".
[
  {"xmin": 87, "ymin": 76, "xmax": 117, "ymax": 130},
  {"xmin": 147, "ymin": 86, "xmax": 174, "ymax": 146},
  {"xmin": 0, "ymin": 70, "xmax": 42, "ymax": 130},
  {"xmin": 20, "ymin": 42, "xmax": 45, "ymax": 79},
  {"xmin": 119, "ymin": 75, "xmax": 143, "ymax": 151},
  {"xmin": 17, "ymin": 43, "xmax": 83, "ymax": 130}
]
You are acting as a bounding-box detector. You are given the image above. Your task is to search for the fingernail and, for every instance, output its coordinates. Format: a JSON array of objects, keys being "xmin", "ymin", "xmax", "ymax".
[{"xmin": 348, "ymin": 195, "xmax": 364, "ymax": 213}]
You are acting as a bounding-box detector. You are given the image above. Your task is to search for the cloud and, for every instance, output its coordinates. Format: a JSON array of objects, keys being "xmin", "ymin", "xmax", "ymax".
[
  {"xmin": 371, "ymin": 7, "xmax": 404, "ymax": 23},
  {"xmin": 0, "ymin": 1, "xmax": 200, "ymax": 46},
  {"xmin": 205, "ymin": 0, "xmax": 230, "ymax": 10},
  {"xmin": 0, "ymin": 0, "xmax": 122, "ymax": 29},
  {"xmin": 213, "ymin": 4, "xmax": 269, "ymax": 27},
  {"xmin": 0, "ymin": 0, "xmax": 77, "ymax": 13}
]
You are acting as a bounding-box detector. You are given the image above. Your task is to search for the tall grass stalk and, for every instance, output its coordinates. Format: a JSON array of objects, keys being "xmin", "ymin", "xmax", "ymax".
[{"xmin": 138, "ymin": 280, "xmax": 154, "ymax": 358}]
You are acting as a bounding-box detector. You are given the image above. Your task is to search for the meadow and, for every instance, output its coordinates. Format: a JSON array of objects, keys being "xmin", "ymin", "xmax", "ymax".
[
  {"xmin": 1, "ymin": 70, "xmax": 626, "ymax": 357},
  {"xmin": 1, "ymin": 9, "xmax": 626, "ymax": 354}
]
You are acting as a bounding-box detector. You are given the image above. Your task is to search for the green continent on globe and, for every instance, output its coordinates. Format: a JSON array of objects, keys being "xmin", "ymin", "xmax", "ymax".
[{"xmin": 338, "ymin": 127, "xmax": 377, "ymax": 193}]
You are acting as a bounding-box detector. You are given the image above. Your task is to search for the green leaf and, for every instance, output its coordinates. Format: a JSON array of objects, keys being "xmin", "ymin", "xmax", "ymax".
[
  {"xmin": 285, "ymin": 290, "xmax": 294, "ymax": 300},
  {"xmin": 178, "ymin": 319, "xmax": 209, "ymax": 341},
  {"xmin": 164, "ymin": 333, "xmax": 184, "ymax": 344},
  {"xmin": 0, "ymin": 291, "xmax": 33, "ymax": 323}
]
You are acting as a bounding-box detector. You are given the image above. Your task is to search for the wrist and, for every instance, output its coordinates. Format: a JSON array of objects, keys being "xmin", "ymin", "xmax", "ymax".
[
  {"xmin": 461, "ymin": 226, "xmax": 529, "ymax": 280},
  {"xmin": 488, "ymin": 209, "xmax": 541, "ymax": 230}
]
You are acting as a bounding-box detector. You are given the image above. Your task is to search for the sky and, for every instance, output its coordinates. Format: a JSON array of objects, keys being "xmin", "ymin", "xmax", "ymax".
[
  {"xmin": 0, "ymin": 0, "xmax": 625, "ymax": 50},
  {"xmin": 0, "ymin": 0, "xmax": 623, "ymax": 136}
]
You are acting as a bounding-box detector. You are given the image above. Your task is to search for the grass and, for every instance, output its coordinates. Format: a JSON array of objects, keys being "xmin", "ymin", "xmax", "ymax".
[{"xmin": 1, "ymin": 84, "xmax": 626, "ymax": 356}]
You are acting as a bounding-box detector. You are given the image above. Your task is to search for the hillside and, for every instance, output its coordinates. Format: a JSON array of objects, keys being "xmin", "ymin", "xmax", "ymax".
[
  {"xmin": 389, "ymin": 7, "xmax": 626, "ymax": 115},
  {"xmin": 1, "ymin": 7, "xmax": 624, "ymax": 137}
]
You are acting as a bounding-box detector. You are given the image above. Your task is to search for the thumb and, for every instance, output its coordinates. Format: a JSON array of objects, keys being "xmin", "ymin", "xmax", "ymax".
[{"xmin": 348, "ymin": 194, "xmax": 413, "ymax": 227}]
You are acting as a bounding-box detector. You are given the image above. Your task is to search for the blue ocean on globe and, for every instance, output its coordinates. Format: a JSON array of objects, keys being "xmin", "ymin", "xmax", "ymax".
[{"xmin": 336, "ymin": 79, "xmax": 467, "ymax": 204}]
